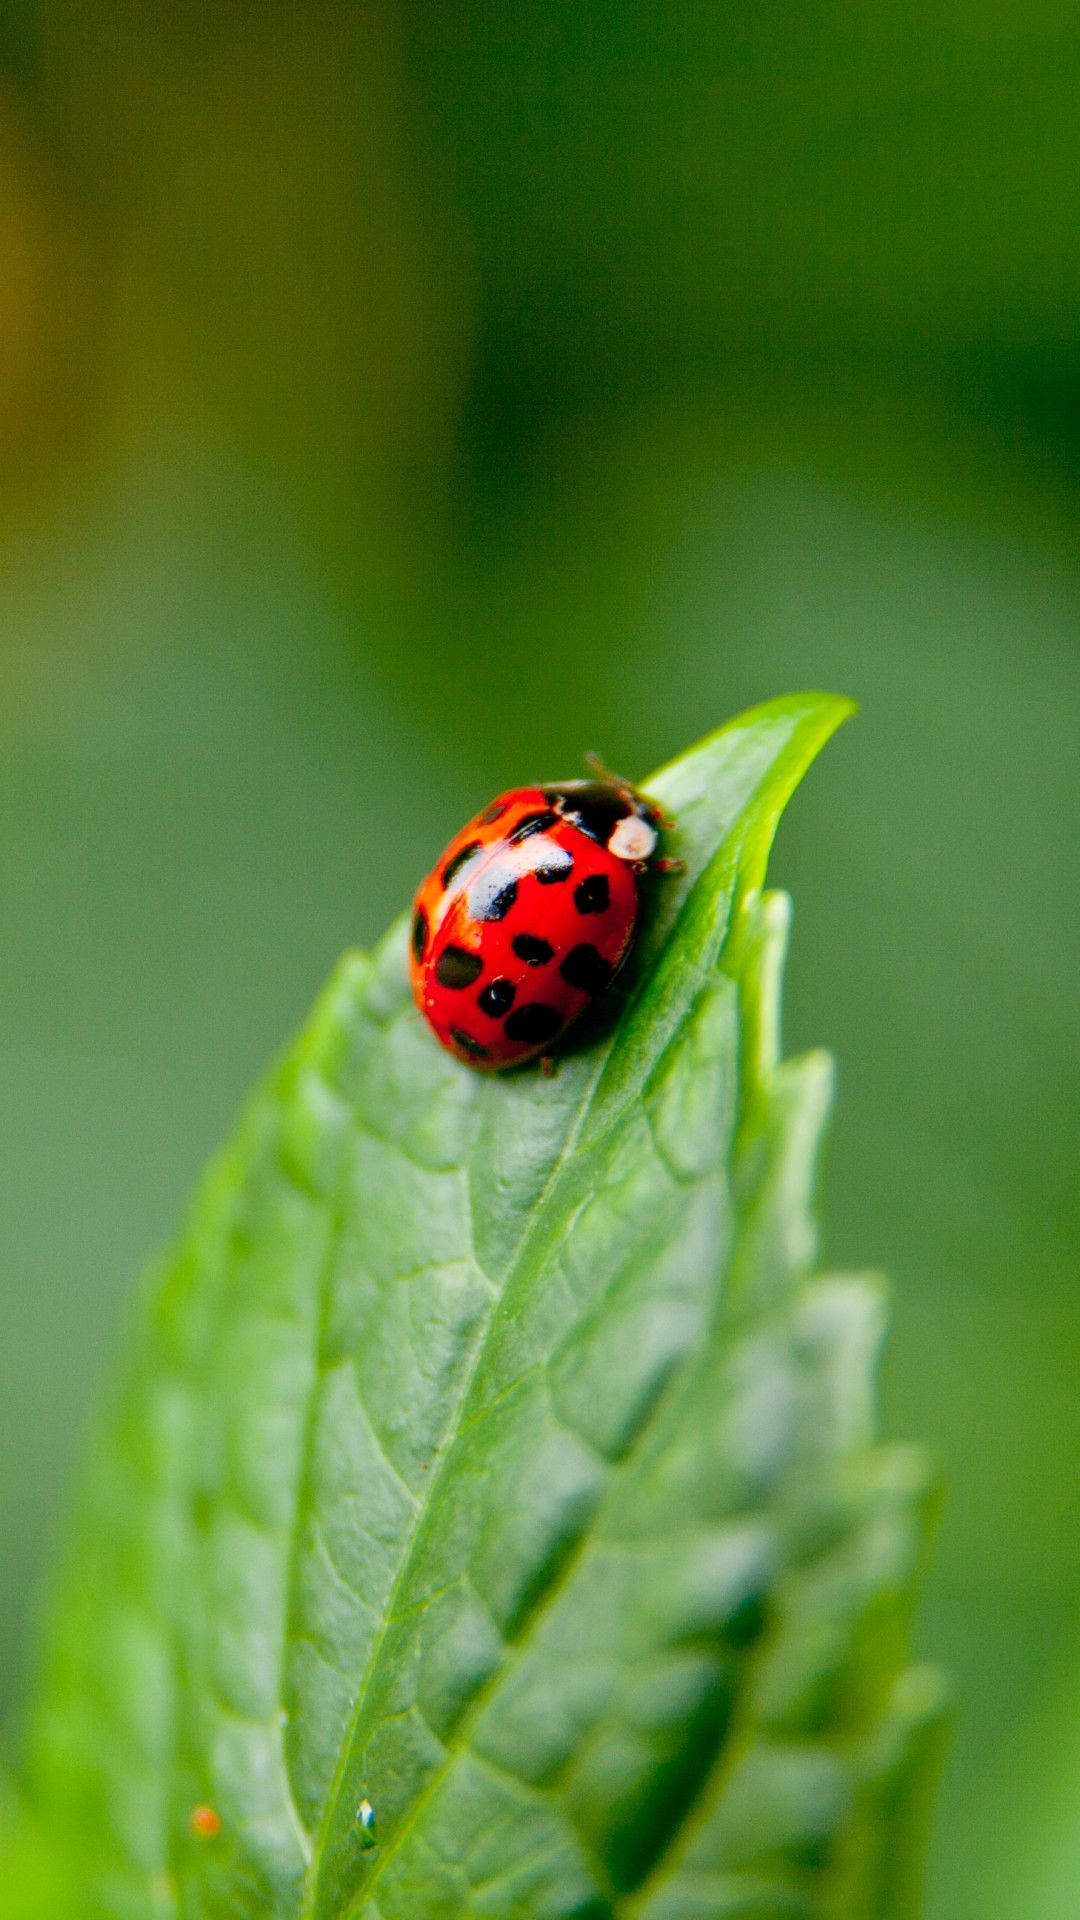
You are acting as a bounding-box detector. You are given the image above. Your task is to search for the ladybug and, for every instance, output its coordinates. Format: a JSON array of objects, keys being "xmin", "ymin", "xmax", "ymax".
[{"xmin": 409, "ymin": 777, "xmax": 677, "ymax": 1071}]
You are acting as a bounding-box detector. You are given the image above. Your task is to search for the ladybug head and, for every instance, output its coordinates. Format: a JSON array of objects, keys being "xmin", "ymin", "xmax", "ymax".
[{"xmin": 541, "ymin": 780, "xmax": 661, "ymax": 864}]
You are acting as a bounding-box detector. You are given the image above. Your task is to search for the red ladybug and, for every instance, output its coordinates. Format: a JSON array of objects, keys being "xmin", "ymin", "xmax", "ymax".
[{"xmin": 409, "ymin": 778, "xmax": 676, "ymax": 1070}]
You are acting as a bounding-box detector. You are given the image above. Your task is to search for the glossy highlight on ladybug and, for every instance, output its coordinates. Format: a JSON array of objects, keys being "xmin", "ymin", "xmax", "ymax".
[{"xmin": 409, "ymin": 777, "xmax": 677, "ymax": 1070}]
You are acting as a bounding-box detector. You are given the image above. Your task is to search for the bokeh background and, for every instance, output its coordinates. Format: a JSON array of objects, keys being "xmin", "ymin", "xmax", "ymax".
[{"xmin": 1, "ymin": 5, "xmax": 1078, "ymax": 1916}]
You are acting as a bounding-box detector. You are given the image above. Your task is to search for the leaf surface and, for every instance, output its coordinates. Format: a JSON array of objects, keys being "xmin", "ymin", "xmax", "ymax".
[{"xmin": 21, "ymin": 694, "xmax": 940, "ymax": 1920}]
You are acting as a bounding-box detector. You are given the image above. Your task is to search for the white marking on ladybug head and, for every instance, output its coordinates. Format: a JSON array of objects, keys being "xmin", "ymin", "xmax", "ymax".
[{"xmin": 607, "ymin": 815, "xmax": 657, "ymax": 862}]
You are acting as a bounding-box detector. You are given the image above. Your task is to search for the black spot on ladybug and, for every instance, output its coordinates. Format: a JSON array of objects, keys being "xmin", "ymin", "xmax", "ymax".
[
  {"xmin": 560, "ymin": 943, "xmax": 613, "ymax": 996},
  {"xmin": 435, "ymin": 945, "xmax": 483, "ymax": 989},
  {"xmin": 574, "ymin": 872, "xmax": 610, "ymax": 915},
  {"xmin": 478, "ymin": 977, "xmax": 515, "ymax": 1017},
  {"xmin": 535, "ymin": 847, "xmax": 573, "ymax": 884},
  {"xmin": 478, "ymin": 799, "xmax": 509, "ymax": 825},
  {"xmin": 412, "ymin": 908, "xmax": 428, "ymax": 962},
  {"xmin": 442, "ymin": 841, "xmax": 482, "ymax": 889},
  {"xmin": 512, "ymin": 933, "xmax": 554, "ymax": 967},
  {"xmin": 504, "ymin": 1002, "xmax": 564, "ymax": 1045},
  {"xmin": 450, "ymin": 1026, "xmax": 491, "ymax": 1059},
  {"xmin": 469, "ymin": 868, "xmax": 518, "ymax": 922},
  {"xmin": 509, "ymin": 809, "xmax": 558, "ymax": 842}
]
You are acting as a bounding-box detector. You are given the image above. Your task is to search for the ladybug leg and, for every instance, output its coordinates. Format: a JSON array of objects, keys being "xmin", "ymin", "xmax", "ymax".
[
  {"xmin": 540, "ymin": 1052, "xmax": 560, "ymax": 1078},
  {"xmin": 654, "ymin": 856, "xmax": 686, "ymax": 875}
]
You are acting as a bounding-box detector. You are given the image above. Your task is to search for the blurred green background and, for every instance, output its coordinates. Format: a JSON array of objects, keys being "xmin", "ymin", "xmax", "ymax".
[{"xmin": 1, "ymin": 4, "xmax": 1078, "ymax": 1915}]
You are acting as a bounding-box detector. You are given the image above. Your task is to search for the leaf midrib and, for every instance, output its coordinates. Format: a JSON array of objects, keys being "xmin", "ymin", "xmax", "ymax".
[{"xmin": 340, "ymin": 976, "xmax": 756, "ymax": 1920}]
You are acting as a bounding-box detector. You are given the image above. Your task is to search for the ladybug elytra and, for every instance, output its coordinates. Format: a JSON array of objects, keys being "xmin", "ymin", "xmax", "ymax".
[{"xmin": 409, "ymin": 777, "xmax": 677, "ymax": 1071}]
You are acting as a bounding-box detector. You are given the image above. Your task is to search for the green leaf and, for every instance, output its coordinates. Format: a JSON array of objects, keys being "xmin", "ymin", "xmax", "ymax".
[{"xmin": 20, "ymin": 693, "xmax": 941, "ymax": 1920}]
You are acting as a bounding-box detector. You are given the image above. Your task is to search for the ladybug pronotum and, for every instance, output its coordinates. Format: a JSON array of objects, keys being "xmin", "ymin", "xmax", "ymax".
[{"xmin": 409, "ymin": 778, "xmax": 675, "ymax": 1070}]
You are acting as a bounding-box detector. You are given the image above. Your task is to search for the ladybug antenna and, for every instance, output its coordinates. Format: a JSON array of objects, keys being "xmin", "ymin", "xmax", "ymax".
[
  {"xmin": 583, "ymin": 749, "xmax": 614, "ymax": 780},
  {"xmin": 583, "ymin": 750, "xmax": 635, "ymax": 797}
]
